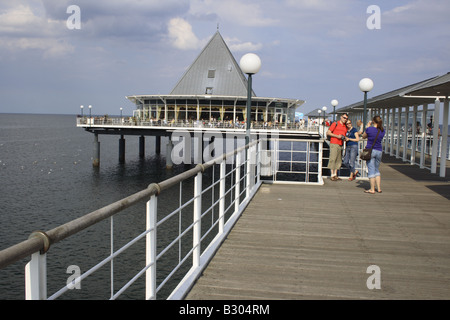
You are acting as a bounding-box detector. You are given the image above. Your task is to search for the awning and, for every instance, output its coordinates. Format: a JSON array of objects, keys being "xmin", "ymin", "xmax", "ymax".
[{"xmin": 339, "ymin": 72, "xmax": 450, "ymax": 113}]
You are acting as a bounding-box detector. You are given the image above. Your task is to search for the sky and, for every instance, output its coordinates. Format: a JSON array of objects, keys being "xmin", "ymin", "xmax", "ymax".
[{"xmin": 0, "ymin": 0, "xmax": 449, "ymax": 117}]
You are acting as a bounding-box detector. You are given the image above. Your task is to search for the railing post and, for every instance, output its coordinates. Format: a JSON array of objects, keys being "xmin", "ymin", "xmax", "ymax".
[
  {"xmin": 146, "ymin": 194, "xmax": 157, "ymax": 300},
  {"xmin": 193, "ymin": 172, "xmax": 202, "ymax": 268},
  {"xmin": 246, "ymin": 146, "xmax": 251, "ymax": 199},
  {"xmin": 219, "ymin": 161, "xmax": 225, "ymax": 234},
  {"xmin": 235, "ymin": 152, "xmax": 241, "ymax": 213},
  {"xmin": 25, "ymin": 252, "xmax": 47, "ymax": 300},
  {"xmin": 256, "ymin": 141, "xmax": 261, "ymax": 185}
]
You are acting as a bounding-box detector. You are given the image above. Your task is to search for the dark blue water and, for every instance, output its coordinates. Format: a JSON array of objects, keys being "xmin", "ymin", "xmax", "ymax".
[{"xmin": 0, "ymin": 113, "xmax": 190, "ymax": 299}]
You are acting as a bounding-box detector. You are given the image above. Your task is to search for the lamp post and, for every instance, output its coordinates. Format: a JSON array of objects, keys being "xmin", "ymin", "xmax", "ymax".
[
  {"xmin": 80, "ymin": 105, "xmax": 84, "ymax": 117},
  {"xmin": 239, "ymin": 53, "xmax": 261, "ymax": 147},
  {"xmin": 359, "ymin": 78, "xmax": 374, "ymax": 132},
  {"xmin": 322, "ymin": 106, "xmax": 327, "ymax": 136},
  {"xmin": 120, "ymin": 107, "xmax": 123, "ymax": 123},
  {"xmin": 88, "ymin": 105, "xmax": 92, "ymax": 126},
  {"xmin": 318, "ymin": 109, "xmax": 322, "ymax": 134},
  {"xmin": 331, "ymin": 99, "xmax": 338, "ymax": 122}
]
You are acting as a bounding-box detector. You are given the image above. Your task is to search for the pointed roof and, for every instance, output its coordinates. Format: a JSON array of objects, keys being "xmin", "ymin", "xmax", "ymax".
[{"xmin": 170, "ymin": 31, "xmax": 255, "ymax": 97}]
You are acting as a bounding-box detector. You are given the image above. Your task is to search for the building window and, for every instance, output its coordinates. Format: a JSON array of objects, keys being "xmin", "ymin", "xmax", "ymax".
[
  {"xmin": 208, "ymin": 70, "xmax": 216, "ymax": 78},
  {"xmin": 205, "ymin": 87, "xmax": 213, "ymax": 94}
]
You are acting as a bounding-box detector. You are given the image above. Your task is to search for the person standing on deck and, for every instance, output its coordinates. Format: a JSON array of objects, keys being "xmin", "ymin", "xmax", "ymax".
[
  {"xmin": 362, "ymin": 115, "xmax": 386, "ymax": 194},
  {"xmin": 327, "ymin": 113, "xmax": 348, "ymax": 181}
]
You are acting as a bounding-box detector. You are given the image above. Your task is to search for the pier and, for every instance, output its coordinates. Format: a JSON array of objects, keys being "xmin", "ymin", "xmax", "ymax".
[{"xmin": 186, "ymin": 153, "xmax": 450, "ymax": 300}]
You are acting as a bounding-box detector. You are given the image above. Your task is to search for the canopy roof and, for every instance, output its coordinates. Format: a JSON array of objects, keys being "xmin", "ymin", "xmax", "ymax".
[
  {"xmin": 339, "ymin": 72, "xmax": 450, "ymax": 113},
  {"xmin": 126, "ymin": 94, "xmax": 304, "ymax": 109},
  {"xmin": 170, "ymin": 31, "xmax": 252, "ymax": 97}
]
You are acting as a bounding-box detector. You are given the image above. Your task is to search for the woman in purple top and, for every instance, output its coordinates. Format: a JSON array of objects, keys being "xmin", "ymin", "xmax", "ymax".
[{"xmin": 362, "ymin": 116, "xmax": 385, "ymax": 194}]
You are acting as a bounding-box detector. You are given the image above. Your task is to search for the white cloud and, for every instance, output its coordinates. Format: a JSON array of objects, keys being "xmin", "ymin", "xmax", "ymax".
[
  {"xmin": 167, "ymin": 17, "xmax": 206, "ymax": 50},
  {"xmin": 189, "ymin": 0, "xmax": 278, "ymax": 27},
  {"xmin": 225, "ymin": 37, "xmax": 262, "ymax": 52},
  {"xmin": 0, "ymin": 3, "xmax": 73, "ymax": 58},
  {"xmin": 383, "ymin": 0, "xmax": 450, "ymax": 26}
]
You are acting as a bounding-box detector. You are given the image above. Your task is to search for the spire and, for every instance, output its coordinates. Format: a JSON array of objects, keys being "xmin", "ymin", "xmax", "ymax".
[{"xmin": 170, "ymin": 31, "xmax": 255, "ymax": 97}]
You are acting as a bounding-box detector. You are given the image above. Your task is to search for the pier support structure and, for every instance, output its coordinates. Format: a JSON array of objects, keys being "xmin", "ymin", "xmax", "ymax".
[
  {"xmin": 119, "ymin": 135, "xmax": 126, "ymax": 164},
  {"xmin": 139, "ymin": 135, "xmax": 145, "ymax": 158},
  {"xmin": 155, "ymin": 136, "xmax": 161, "ymax": 155},
  {"xmin": 166, "ymin": 138, "xmax": 173, "ymax": 169},
  {"xmin": 93, "ymin": 133, "xmax": 100, "ymax": 167}
]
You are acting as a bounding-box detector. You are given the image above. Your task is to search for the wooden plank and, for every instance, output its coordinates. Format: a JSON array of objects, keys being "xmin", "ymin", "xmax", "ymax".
[{"xmin": 186, "ymin": 154, "xmax": 450, "ymax": 300}]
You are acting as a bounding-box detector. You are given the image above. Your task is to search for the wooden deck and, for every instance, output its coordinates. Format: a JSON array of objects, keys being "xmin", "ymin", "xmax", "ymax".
[{"xmin": 186, "ymin": 154, "xmax": 450, "ymax": 299}]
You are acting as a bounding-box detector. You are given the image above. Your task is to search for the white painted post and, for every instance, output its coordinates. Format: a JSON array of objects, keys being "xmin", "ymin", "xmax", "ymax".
[
  {"xmin": 385, "ymin": 108, "xmax": 390, "ymax": 153},
  {"xmin": 256, "ymin": 140, "xmax": 261, "ymax": 185},
  {"xmin": 390, "ymin": 108, "xmax": 395, "ymax": 156},
  {"xmin": 431, "ymin": 99, "xmax": 440, "ymax": 173},
  {"xmin": 246, "ymin": 146, "xmax": 252, "ymax": 198},
  {"xmin": 411, "ymin": 106, "xmax": 418, "ymax": 165},
  {"xmin": 25, "ymin": 252, "xmax": 47, "ymax": 300},
  {"xmin": 146, "ymin": 195, "xmax": 157, "ymax": 300},
  {"xmin": 403, "ymin": 107, "xmax": 409, "ymax": 161},
  {"xmin": 420, "ymin": 104, "xmax": 428, "ymax": 168},
  {"xmin": 318, "ymin": 140, "xmax": 323, "ymax": 182},
  {"xmin": 440, "ymin": 99, "xmax": 449, "ymax": 177},
  {"xmin": 219, "ymin": 161, "xmax": 225, "ymax": 234},
  {"xmin": 396, "ymin": 107, "xmax": 401, "ymax": 158},
  {"xmin": 235, "ymin": 152, "xmax": 241, "ymax": 213},
  {"xmin": 193, "ymin": 172, "xmax": 202, "ymax": 268}
]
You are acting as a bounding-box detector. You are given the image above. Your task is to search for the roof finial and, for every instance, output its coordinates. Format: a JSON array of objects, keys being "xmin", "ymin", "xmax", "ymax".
[{"xmin": 217, "ymin": 23, "xmax": 219, "ymax": 31}]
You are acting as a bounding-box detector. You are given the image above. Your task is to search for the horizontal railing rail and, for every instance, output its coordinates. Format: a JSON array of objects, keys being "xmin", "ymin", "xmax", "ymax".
[{"xmin": 76, "ymin": 116, "xmax": 320, "ymax": 133}]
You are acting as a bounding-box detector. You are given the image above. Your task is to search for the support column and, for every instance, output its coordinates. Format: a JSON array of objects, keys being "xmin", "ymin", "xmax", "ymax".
[
  {"xmin": 431, "ymin": 99, "xmax": 440, "ymax": 173},
  {"xmin": 411, "ymin": 106, "xmax": 418, "ymax": 165},
  {"xmin": 390, "ymin": 108, "xmax": 395, "ymax": 156},
  {"xmin": 382, "ymin": 108, "xmax": 386, "ymax": 152},
  {"xmin": 166, "ymin": 137, "xmax": 173, "ymax": 169},
  {"xmin": 139, "ymin": 136, "xmax": 145, "ymax": 158},
  {"xmin": 155, "ymin": 136, "xmax": 161, "ymax": 155},
  {"xmin": 93, "ymin": 133, "xmax": 100, "ymax": 167},
  {"xmin": 119, "ymin": 135, "xmax": 125, "ymax": 164},
  {"xmin": 440, "ymin": 98, "xmax": 449, "ymax": 177},
  {"xmin": 403, "ymin": 107, "xmax": 409, "ymax": 161},
  {"xmin": 385, "ymin": 108, "xmax": 390, "ymax": 153},
  {"xmin": 396, "ymin": 107, "xmax": 401, "ymax": 158},
  {"xmin": 420, "ymin": 104, "xmax": 428, "ymax": 168}
]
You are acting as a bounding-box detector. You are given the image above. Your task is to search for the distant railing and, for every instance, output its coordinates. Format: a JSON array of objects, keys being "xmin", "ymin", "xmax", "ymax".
[{"xmin": 76, "ymin": 116, "xmax": 320, "ymax": 133}]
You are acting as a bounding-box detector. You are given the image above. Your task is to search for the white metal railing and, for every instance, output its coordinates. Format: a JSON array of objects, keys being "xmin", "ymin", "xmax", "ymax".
[
  {"xmin": 1, "ymin": 136, "xmax": 325, "ymax": 300},
  {"xmin": 76, "ymin": 116, "xmax": 320, "ymax": 133},
  {"xmin": 269, "ymin": 138, "xmax": 324, "ymax": 183}
]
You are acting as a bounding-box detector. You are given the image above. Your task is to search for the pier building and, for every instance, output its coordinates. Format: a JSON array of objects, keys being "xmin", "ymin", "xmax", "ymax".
[{"xmin": 77, "ymin": 31, "xmax": 308, "ymax": 167}]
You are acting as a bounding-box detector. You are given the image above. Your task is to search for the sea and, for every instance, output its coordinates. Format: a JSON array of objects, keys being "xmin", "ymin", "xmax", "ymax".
[{"xmin": 0, "ymin": 113, "xmax": 192, "ymax": 300}]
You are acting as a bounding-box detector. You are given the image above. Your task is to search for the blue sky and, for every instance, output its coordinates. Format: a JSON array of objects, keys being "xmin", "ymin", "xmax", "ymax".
[{"xmin": 0, "ymin": 0, "xmax": 449, "ymax": 117}]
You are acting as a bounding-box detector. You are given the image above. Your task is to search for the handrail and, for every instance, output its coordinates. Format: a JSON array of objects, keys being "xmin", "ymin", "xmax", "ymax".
[{"xmin": 0, "ymin": 141, "xmax": 257, "ymax": 270}]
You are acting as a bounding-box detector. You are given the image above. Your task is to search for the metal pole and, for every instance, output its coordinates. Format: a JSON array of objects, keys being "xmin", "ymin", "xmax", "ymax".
[
  {"xmin": 245, "ymin": 74, "xmax": 253, "ymax": 147},
  {"xmin": 363, "ymin": 91, "xmax": 368, "ymax": 132}
]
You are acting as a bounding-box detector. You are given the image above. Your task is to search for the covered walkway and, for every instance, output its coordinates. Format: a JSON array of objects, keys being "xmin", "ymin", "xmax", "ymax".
[{"xmin": 339, "ymin": 72, "xmax": 450, "ymax": 178}]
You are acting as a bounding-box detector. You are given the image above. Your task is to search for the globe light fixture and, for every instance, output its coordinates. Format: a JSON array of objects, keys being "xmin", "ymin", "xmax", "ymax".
[
  {"xmin": 331, "ymin": 99, "xmax": 338, "ymax": 122},
  {"xmin": 359, "ymin": 78, "xmax": 374, "ymax": 131},
  {"xmin": 239, "ymin": 53, "xmax": 262, "ymax": 75}
]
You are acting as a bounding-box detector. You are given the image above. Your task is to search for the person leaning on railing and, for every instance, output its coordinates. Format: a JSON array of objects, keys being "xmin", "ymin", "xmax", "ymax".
[{"xmin": 326, "ymin": 113, "xmax": 349, "ymax": 181}]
